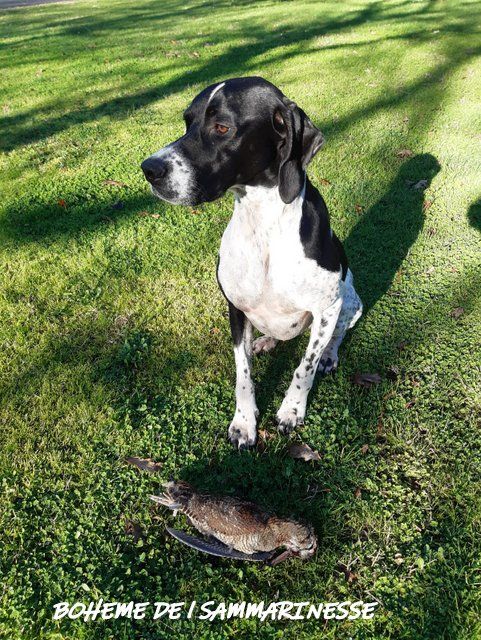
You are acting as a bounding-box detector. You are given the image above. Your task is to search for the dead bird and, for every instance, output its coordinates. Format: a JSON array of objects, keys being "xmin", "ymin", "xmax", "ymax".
[{"xmin": 150, "ymin": 481, "xmax": 317, "ymax": 565}]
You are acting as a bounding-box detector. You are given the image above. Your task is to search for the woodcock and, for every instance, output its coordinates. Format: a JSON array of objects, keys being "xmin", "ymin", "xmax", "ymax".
[{"xmin": 150, "ymin": 481, "xmax": 317, "ymax": 564}]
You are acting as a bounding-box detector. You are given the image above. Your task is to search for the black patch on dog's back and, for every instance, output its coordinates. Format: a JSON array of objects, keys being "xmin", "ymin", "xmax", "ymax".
[{"xmin": 300, "ymin": 178, "xmax": 347, "ymax": 279}]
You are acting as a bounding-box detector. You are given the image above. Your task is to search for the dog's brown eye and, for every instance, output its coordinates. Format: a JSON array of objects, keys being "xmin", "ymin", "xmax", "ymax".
[
  {"xmin": 215, "ymin": 123, "xmax": 229, "ymax": 135},
  {"xmin": 274, "ymin": 111, "xmax": 285, "ymax": 126}
]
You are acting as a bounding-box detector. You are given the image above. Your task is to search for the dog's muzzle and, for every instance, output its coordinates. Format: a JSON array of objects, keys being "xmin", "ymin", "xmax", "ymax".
[{"xmin": 141, "ymin": 146, "xmax": 195, "ymax": 205}]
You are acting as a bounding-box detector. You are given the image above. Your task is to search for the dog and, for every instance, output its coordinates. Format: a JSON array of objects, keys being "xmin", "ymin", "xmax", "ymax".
[{"xmin": 141, "ymin": 77, "xmax": 362, "ymax": 448}]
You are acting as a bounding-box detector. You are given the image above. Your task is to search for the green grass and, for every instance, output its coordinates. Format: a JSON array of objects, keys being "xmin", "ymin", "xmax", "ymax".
[{"xmin": 1, "ymin": 0, "xmax": 481, "ymax": 637}]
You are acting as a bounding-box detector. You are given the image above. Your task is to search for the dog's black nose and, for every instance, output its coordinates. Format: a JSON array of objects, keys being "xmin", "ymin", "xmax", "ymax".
[{"xmin": 141, "ymin": 157, "xmax": 168, "ymax": 184}]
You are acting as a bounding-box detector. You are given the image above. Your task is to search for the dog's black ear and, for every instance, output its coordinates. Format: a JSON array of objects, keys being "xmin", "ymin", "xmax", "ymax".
[{"xmin": 274, "ymin": 99, "xmax": 325, "ymax": 204}]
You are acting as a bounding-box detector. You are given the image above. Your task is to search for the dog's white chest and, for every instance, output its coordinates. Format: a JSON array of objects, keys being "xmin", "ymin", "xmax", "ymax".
[{"xmin": 218, "ymin": 186, "xmax": 340, "ymax": 340}]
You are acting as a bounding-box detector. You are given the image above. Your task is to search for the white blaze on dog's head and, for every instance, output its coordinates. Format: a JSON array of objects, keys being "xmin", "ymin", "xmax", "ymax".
[{"xmin": 207, "ymin": 81, "xmax": 226, "ymax": 104}]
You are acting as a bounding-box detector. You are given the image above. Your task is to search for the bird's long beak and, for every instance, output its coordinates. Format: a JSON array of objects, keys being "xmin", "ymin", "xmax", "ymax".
[{"xmin": 269, "ymin": 549, "xmax": 295, "ymax": 566}]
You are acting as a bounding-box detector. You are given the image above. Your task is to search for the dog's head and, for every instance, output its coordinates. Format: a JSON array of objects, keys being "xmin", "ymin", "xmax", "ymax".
[{"xmin": 141, "ymin": 77, "xmax": 324, "ymax": 206}]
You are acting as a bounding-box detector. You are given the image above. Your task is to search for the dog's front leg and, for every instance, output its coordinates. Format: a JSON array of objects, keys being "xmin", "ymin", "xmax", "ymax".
[
  {"xmin": 227, "ymin": 301, "xmax": 258, "ymax": 448},
  {"xmin": 277, "ymin": 298, "xmax": 343, "ymax": 434}
]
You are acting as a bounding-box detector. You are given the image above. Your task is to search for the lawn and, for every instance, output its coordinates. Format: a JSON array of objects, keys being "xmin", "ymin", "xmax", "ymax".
[{"xmin": 1, "ymin": 0, "xmax": 481, "ymax": 637}]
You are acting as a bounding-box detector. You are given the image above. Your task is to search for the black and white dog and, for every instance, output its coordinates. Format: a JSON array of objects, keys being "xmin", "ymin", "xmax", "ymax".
[{"xmin": 141, "ymin": 77, "xmax": 362, "ymax": 448}]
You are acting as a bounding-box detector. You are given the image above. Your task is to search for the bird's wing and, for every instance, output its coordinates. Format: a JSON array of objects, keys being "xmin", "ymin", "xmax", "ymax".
[
  {"xmin": 190, "ymin": 495, "xmax": 271, "ymax": 537},
  {"xmin": 166, "ymin": 527, "xmax": 273, "ymax": 561}
]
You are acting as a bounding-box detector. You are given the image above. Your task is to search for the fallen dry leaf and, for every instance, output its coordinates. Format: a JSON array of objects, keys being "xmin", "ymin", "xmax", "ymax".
[
  {"xmin": 354, "ymin": 487, "xmax": 362, "ymax": 499},
  {"xmin": 337, "ymin": 562, "xmax": 358, "ymax": 583},
  {"xmin": 124, "ymin": 519, "xmax": 143, "ymax": 542},
  {"xmin": 451, "ymin": 307, "xmax": 464, "ymax": 319},
  {"xmin": 361, "ymin": 444, "xmax": 369, "ymax": 455},
  {"xmin": 259, "ymin": 429, "xmax": 274, "ymax": 441},
  {"xmin": 352, "ymin": 372, "xmax": 382, "ymax": 387},
  {"xmin": 288, "ymin": 443, "xmax": 321, "ymax": 462},
  {"xmin": 58, "ymin": 199, "xmax": 66, "ymax": 207},
  {"xmin": 103, "ymin": 179, "xmax": 127, "ymax": 188},
  {"xmin": 423, "ymin": 199, "xmax": 434, "ymax": 212},
  {"xmin": 191, "ymin": 51, "xmax": 200, "ymax": 58},
  {"xmin": 425, "ymin": 266, "xmax": 436, "ymax": 275},
  {"xmin": 396, "ymin": 149, "xmax": 414, "ymax": 158},
  {"xmin": 319, "ymin": 178, "xmax": 332, "ymax": 186},
  {"xmin": 354, "ymin": 203, "xmax": 364, "ymax": 214},
  {"xmin": 125, "ymin": 456, "xmax": 162, "ymax": 473},
  {"xmin": 190, "ymin": 209, "xmax": 201, "ymax": 215}
]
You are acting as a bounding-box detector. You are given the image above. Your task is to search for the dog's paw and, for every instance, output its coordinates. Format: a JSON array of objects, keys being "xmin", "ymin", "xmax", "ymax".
[
  {"xmin": 276, "ymin": 404, "xmax": 304, "ymax": 435},
  {"xmin": 252, "ymin": 336, "xmax": 278, "ymax": 355},
  {"xmin": 228, "ymin": 416, "xmax": 257, "ymax": 449},
  {"xmin": 317, "ymin": 355, "xmax": 338, "ymax": 376}
]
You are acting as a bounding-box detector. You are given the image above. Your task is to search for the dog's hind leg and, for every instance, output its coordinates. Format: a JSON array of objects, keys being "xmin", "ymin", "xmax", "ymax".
[
  {"xmin": 252, "ymin": 335, "xmax": 278, "ymax": 355},
  {"xmin": 318, "ymin": 270, "xmax": 362, "ymax": 376}
]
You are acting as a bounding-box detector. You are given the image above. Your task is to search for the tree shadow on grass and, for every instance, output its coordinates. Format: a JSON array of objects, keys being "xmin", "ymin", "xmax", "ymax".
[
  {"xmin": 467, "ymin": 198, "xmax": 481, "ymax": 235},
  {"xmin": 0, "ymin": 0, "xmax": 73, "ymax": 9},
  {"xmin": 0, "ymin": 190, "xmax": 160, "ymax": 245},
  {"xmin": 1, "ymin": 0, "xmax": 481, "ymax": 152}
]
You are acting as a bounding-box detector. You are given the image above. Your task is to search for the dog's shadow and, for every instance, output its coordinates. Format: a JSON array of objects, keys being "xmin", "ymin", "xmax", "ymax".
[{"xmin": 254, "ymin": 152, "xmax": 441, "ymax": 417}]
